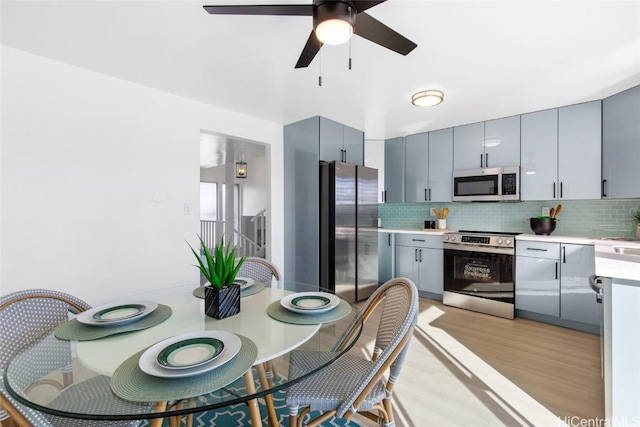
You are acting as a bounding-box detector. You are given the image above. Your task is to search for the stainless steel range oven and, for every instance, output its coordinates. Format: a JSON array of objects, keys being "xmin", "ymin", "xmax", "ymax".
[{"xmin": 442, "ymin": 230, "xmax": 519, "ymax": 319}]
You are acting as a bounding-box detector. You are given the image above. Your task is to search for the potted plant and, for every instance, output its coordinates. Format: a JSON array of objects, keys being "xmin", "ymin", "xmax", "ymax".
[
  {"xmin": 188, "ymin": 236, "xmax": 246, "ymax": 319},
  {"xmin": 634, "ymin": 210, "xmax": 640, "ymax": 239}
]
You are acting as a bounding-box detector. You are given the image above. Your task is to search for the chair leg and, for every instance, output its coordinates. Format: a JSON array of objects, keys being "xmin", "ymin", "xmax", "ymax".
[
  {"xmin": 243, "ymin": 370, "xmax": 262, "ymax": 427},
  {"xmin": 256, "ymin": 364, "xmax": 278, "ymax": 427},
  {"xmin": 150, "ymin": 401, "xmax": 167, "ymax": 427}
]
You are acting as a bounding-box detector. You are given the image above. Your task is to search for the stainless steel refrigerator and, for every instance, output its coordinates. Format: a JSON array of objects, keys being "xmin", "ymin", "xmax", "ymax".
[{"xmin": 320, "ymin": 161, "xmax": 379, "ymax": 302}]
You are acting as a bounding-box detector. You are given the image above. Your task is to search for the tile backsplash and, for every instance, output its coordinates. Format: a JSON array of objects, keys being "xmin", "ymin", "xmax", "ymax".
[{"xmin": 379, "ymin": 199, "xmax": 640, "ymax": 238}]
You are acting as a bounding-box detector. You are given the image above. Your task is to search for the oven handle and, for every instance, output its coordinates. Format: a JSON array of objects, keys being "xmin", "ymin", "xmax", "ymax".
[{"xmin": 443, "ymin": 244, "xmax": 515, "ymax": 256}]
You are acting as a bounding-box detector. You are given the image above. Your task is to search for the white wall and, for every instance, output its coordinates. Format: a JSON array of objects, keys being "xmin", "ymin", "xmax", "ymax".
[{"xmin": 0, "ymin": 47, "xmax": 284, "ymax": 304}]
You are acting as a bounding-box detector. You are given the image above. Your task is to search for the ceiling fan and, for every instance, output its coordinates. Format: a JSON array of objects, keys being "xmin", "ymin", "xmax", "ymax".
[{"xmin": 203, "ymin": 1, "xmax": 417, "ymax": 68}]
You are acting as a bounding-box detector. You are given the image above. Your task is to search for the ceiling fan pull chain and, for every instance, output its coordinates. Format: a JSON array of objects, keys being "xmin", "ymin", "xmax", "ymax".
[
  {"xmin": 318, "ymin": 49, "xmax": 322, "ymax": 86},
  {"xmin": 349, "ymin": 37, "xmax": 352, "ymax": 70}
]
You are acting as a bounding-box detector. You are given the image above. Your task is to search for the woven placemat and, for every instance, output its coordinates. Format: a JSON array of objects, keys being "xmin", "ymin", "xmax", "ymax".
[
  {"xmin": 192, "ymin": 282, "xmax": 265, "ymax": 299},
  {"xmin": 266, "ymin": 299, "xmax": 352, "ymax": 325},
  {"xmin": 110, "ymin": 334, "xmax": 257, "ymax": 402},
  {"xmin": 54, "ymin": 305, "xmax": 172, "ymax": 341}
]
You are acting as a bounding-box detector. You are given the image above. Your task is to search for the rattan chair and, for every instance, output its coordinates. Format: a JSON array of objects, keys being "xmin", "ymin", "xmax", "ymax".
[
  {"xmin": 285, "ymin": 277, "xmax": 418, "ymax": 427},
  {"xmin": 0, "ymin": 288, "xmax": 149, "ymax": 427},
  {"xmin": 237, "ymin": 257, "xmax": 281, "ymax": 286}
]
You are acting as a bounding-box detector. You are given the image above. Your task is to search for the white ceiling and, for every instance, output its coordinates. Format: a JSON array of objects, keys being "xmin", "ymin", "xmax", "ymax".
[{"xmin": 2, "ymin": 0, "xmax": 640, "ymax": 140}]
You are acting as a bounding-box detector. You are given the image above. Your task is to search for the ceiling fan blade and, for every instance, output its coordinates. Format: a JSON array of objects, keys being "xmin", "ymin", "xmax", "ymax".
[
  {"xmin": 203, "ymin": 4, "xmax": 313, "ymax": 16},
  {"xmin": 295, "ymin": 31, "xmax": 323, "ymax": 68},
  {"xmin": 354, "ymin": 12, "xmax": 417, "ymax": 55},
  {"xmin": 351, "ymin": 0, "xmax": 387, "ymax": 13}
]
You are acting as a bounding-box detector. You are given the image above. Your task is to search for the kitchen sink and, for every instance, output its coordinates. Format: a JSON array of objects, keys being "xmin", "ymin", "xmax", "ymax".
[{"xmin": 613, "ymin": 246, "xmax": 640, "ymax": 256}]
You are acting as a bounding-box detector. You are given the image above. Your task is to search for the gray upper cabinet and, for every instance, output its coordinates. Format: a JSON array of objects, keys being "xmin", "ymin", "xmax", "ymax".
[
  {"xmin": 603, "ymin": 85, "xmax": 640, "ymax": 199},
  {"xmin": 453, "ymin": 117, "xmax": 519, "ymax": 170},
  {"xmin": 404, "ymin": 133, "xmax": 429, "ymax": 202},
  {"xmin": 343, "ymin": 124, "xmax": 364, "ymax": 165},
  {"xmin": 427, "ymin": 128, "xmax": 454, "ymax": 202},
  {"xmin": 521, "ymin": 101, "xmax": 601, "ymax": 201},
  {"xmin": 384, "ymin": 137, "xmax": 405, "ymax": 203},
  {"xmin": 319, "ymin": 117, "xmax": 364, "ymax": 165},
  {"xmin": 558, "ymin": 101, "xmax": 602, "ymax": 200},
  {"xmin": 521, "ymin": 108, "xmax": 558, "ymax": 200},
  {"xmin": 400, "ymin": 128, "xmax": 454, "ymax": 203},
  {"xmin": 483, "ymin": 116, "xmax": 521, "ymax": 168},
  {"xmin": 453, "ymin": 122, "xmax": 484, "ymax": 170}
]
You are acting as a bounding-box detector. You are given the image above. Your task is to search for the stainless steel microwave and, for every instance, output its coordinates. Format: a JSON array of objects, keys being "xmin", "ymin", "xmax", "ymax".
[{"xmin": 452, "ymin": 166, "xmax": 520, "ymax": 202}]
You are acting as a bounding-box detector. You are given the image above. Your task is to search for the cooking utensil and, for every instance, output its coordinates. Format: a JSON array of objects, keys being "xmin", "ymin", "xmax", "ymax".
[
  {"xmin": 433, "ymin": 208, "xmax": 440, "ymax": 219},
  {"xmin": 442, "ymin": 207, "xmax": 449, "ymax": 219},
  {"xmin": 549, "ymin": 207, "xmax": 555, "ymax": 218},
  {"xmin": 553, "ymin": 204, "xmax": 562, "ymax": 219}
]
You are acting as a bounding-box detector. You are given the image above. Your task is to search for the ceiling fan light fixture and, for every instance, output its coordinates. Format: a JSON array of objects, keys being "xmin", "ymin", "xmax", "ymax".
[
  {"xmin": 411, "ymin": 90, "xmax": 445, "ymax": 107},
  {"xmin": 313, "ymin": 1, "xmax": 355, "ymax": 45},
  {"xmin": 315, "ymin": 18, "xmax": 353, "ymax": 45}
]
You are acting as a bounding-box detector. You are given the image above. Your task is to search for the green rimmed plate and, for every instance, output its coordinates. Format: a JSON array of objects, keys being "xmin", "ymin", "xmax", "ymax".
[
  {"xmin": 156, "ymin": 337, "xmax": 224, "ymax": 370},
  {"xmin": 139, "ymin": 331, "xmax": 241, "ymax": 378},
  {"xmin": 77, "ymin": 300, "xmax": 158, "ymax": 326},
  {"xmin": 280, "ymin": 292, "xmax": 340, "ymax": 314}
]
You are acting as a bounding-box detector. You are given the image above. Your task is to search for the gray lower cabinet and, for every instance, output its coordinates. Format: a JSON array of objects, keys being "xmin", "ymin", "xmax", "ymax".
[
  {"xmin": 395, "ymin": 234, "xmax": 443, "ymax": 297},
  {"xmin": 560, "ymin": 244, "xmax": 599, "ymax": 326},
  {"xmin": 515, "ymin": 241, "xmax": 560, "ymax": 316},
  {"xmin": 515, "ymin": 240, "xmax": 599, "ymax": 331},
  {"xmin": 602, "ymin": 85, "xmax": 640, "ymax": 199},
  {"xmin": 378, "ymin": 232, "xmax": 394, "ymax": 284}
]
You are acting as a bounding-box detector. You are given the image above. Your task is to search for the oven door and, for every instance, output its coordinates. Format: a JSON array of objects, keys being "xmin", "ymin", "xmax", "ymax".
[{"xmin": 443, "ymin": 247, "xmax": 514, "ymax": 303}]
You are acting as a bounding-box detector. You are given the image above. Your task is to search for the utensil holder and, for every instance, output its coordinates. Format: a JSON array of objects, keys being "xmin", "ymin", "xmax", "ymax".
[{"xmin": 437, "ymin": 219, "xmax": 447, "ymax": 229}]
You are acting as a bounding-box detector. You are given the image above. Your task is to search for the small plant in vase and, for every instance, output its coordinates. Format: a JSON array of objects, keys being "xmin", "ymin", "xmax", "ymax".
[
  {"xmin": 634, "ymin": 210, "xmax": 640, "ymax": 239},
  {"xmin": 188, "ymin": 236, "xmax": 246, "ymax": 319}
]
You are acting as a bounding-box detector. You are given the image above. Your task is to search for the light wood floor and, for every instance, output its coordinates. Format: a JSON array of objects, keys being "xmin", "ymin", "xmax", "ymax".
[{"xmin": 319, "ymin": 296, "xmax": 604, "ymax": 427}]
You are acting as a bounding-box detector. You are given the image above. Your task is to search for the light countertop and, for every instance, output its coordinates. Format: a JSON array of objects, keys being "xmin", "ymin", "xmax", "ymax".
[
  {"xmin": 516, "ymin": 234, "xmax": 598, "ymax": 245},
  {"xmin": 594, "ymin": 239, "xmax": 640, "ymax": 282}
]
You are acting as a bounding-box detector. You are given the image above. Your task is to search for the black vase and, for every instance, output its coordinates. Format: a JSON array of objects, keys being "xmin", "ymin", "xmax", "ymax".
[{"xmin": 204, "ymin": 284, "xmax": 241, "ymax": 319}]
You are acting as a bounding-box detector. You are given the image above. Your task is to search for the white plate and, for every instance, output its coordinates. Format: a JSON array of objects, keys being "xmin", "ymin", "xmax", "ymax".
[
  {"xmin": 280, "ymin": 292, "xmax": 340, "ymax": 314},
  {"xmin": 77, "ymin": 300, "xmax": 158, "ymax": 326},
  {"xmin": 138, "ymin": 331, "xmax": 241, "ymax": 378},
  {"xmin": 234, "ymin": 277, "xmax": 255, "ymax": 290}
]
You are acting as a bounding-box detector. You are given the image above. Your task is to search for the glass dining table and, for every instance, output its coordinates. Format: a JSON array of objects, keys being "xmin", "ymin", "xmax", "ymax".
[{"xmin": 3, "ymin": 282, "xmax": 361, "ymax": 426}]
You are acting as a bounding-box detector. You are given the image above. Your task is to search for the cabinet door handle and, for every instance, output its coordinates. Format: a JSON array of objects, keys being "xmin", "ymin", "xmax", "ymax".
[
  {"xmin": 412, "ymin": 239, "xmax": 426, "ymax": 242},
  {"xmin": 602, "ymin": 179, "xmax": 607, "ymax": 198},
  {"xmin": 553, "ymin": 182, "xmax": 556, "ymax": 199},
  {"xmin": 562, "ymin": 246, "xmax": 566, "ymax": 264},
  {"xmin": 415, "ymin": 249, "xmax": 418, "ymax": 262},
  {"xmin": 383, "ymin": 190, "xmax": 387, "ymax": 202},
  {"xmin": 555, "ymin": 262, "xmax": 558, "ymax": 280},
  {"xmin": 480, "ymin": 154, "xmax": 483, "ymax": 168},
  {"xmin": 428, "ymin": 188, "xmax": 432, "ymax": 201},
  {"xmin": 388, "ymin": 234, "xmax": 391, "ymax": 246},
  {"xmin": 485, "ymin": 153, "xmax": 488, "ymax": 168},
  {"xmin": 560, "ymin": 182, "xmax": 563, "ymax": 198},
  {"xmin": 526, "ymin": 247, "xmax": 547, "ymax": 251},
  {"xmin": 424, "ymin": 188, "xmax": 428, "ymax": 201},
  {"xmin": 343, "ymin": 149, "xmax": 347, "ymax": 162},
  {"xmin": 419, "ymin": 249, "xmax": 423, "ymax": 262}
]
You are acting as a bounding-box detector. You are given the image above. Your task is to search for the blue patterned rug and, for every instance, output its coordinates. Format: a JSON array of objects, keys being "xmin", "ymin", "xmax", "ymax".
[{"xmin": 140, "ymin": 374, "xmax": 361, "ymax": 426}]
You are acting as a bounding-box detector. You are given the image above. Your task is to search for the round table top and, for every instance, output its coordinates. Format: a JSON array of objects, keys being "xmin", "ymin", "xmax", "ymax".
[{"xmin": 4, "ymin": 282, "xmax": 360, "ymax": 422}]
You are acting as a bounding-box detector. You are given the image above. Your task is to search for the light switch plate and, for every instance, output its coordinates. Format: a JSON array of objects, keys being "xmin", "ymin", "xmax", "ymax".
[
  {"xmin": 430, "ymin": 208, "xmax": 437, "ymax": 217},
  {"xmin": 541, "ymin": 206, "xmax": 551, "ymax": 216}
]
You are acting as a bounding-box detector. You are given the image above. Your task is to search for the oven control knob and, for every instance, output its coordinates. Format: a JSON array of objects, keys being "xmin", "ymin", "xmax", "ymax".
[
  {"xmin": 497, "ymin": 238, "xmax": 503, "ymax": 245},
  {"xmin": 450, "ymin": 236, "xmax": 456, "ymax": 242},
  {"xmin": 505, "ymin": 238, "xmax": 512, "ymax": 246},
  {"xmin": 443, "ymin": 235, "xmax": 449, "ymax": 241}
]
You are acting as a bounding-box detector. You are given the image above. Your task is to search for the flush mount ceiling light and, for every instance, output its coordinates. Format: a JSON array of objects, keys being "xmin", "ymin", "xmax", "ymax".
[
  {"xmin": 411, "ymin": 90, "xmax": 445, "ymax": 107},
  {"xmin": 314, "ymin": 2, "xmax": 355, "ymax": 45}
]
